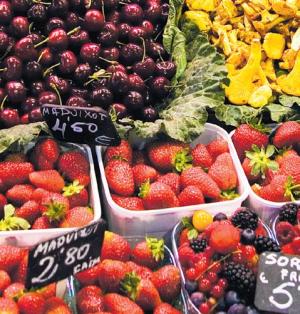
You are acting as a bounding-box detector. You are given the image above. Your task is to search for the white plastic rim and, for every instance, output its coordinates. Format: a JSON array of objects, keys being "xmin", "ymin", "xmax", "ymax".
[{"xmin": 0, "ymin": 141, "xmax": 101, "ymax": 248}]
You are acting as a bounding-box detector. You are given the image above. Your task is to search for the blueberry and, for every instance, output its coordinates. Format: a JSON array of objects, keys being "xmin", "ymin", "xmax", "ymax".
[
  {"xmin": 190, "ymin": 292, "xmax": 206, "ymax": 307},
  {"xmin": 225, "ymin": 291, "xmax": 241, "ymax": 307},
  {"xmin": 228, "ymin": 303, "xmax": 247, "ymax": 314},
  {"xmin": 246, "ymin": 306, "xmax": 260, "ymax": 314},
  {"xmin": 215, "ymin": 297, "xmax": 226, "ymax": 311},
  {"xmin": 241, "ymin": 228, "xmax": 256, "ymax": 245},
  {"xmin": 213, "ymin": 212, "xmax": 228, "ymax": 221},
  {"xmin": 185, "ymin": 280, "xmax": 198, "ymax": 294}
]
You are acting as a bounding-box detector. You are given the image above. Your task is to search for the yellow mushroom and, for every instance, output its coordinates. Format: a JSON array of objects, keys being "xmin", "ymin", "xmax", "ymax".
[
  {"xmin": 279, "ymin": 49, "xmax": 298, "ymax": 69},
  {"xmin": 248, "ymin": 85, "xmax": 273, "ymax": 107},
  {"xmin": 183, "ymin": 11, "xmax": 212, "ymax": 32},
  {"xmin": 186, "ymin": 0, "xmax": 219, "ymax": 12},
  {"xmin": 263, "ymin": 33, "xmax": 286, "ymax": 59},
  {"xmin": 262, "ymin": 58, "xmax": 277, "ymax": 80},
  {"xmin": 270, "ymin": 0, "xmax": 298, "ymax": 17}
]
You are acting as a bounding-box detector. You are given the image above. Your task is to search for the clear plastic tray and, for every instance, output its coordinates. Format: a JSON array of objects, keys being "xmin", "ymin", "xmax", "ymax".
[
  {"xmin": 0, "ymin": 140, "xmax": 101, "ymax": 247},
  {"xmin": 96, "ymin": 123, "xmax": 249, "ymax": 237}
]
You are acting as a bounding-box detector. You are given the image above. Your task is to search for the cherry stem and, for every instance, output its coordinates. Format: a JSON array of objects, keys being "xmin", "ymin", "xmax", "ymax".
[
  {"xmin": 33, "ymin": 0, "xmax": 51, "ymax": 5},
  {"xmin": 85, "ymin": 0, "xmax": 92, "ymax": 9},
  {"xmin": 116, "ymin": 41, "xmax": 126, "ymax": 46},
  {"xmin": 43, "ymin": 63, "xmax": 60, "ymax": 77},
  {"xmin": 37, "ymin": 50, "xmax": 46, "ymax": 63},
  {"xmin": 29, "ymin": 22, "xmax": 34, "ymax": 34},
  {"xmin": 0, "ymin": 68, "xmax": 6, "ymax": 72},
  {"xmin": 84, "ymin": 69, "xmax": 111, "ymax": 86},
  {"xmin": 67, "ymin": 26, "xmax": 81, "ymax": 36},
  {"xmin": 158, "ymin": 51, "xmax": 165, "ymax": 63},
  {"xmin": 154, "ymin": 30, "xmax": 163, "ymax": 41},
  {"xmin": 98, "ymin": 56, "xmax": 117, "ymax": 64},
  {"xmin": 50, "ymin": 83, "xmax": 62, "ymax": 107},
  {"xmin": 102, "ymin": 2, "xmax": 106, "ymax": 22},
  {"xmin": 140, "ymin": 37, "xmax": 146, "ymax": 62},
  {"xmin": 0, "ymin": 95, "xmax": 8, "ymax": 110},
  {"xmin": 0, "ymin": 45, "xmax": 13, "ymax": 61}
]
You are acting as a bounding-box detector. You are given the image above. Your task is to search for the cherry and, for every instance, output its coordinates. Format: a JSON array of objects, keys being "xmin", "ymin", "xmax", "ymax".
[
  {"xmin": 27, "ymin": 4, "xmax": 47, "ymax": 23},
  {"xmin": 150, "ymin": 76, "xmax": 170, "ymax": 98},
  {"xmin": 45, "ymin": 18, "xmax": 66, "ymax": 35},
  {"xmin": 74, "ymin": 63, "xmax": 92, "ymax": 84},
  {"xmin": 20, "ymin": 113, "xmax": 29, "ymax": 124},
  {"xmin": 46, "ymin": 75, "xmax": 70, "ymax": 95},
  {"xmin": 38, "ymin": 48, "xmax": 54, "ymax": 67},
  {"xmin": 5, "ymin": 81, "xmax": 26, "ymax": 103},
  {"xmin": 109, "ymin": 103, "xmax": 128, "ymax": 120},
  {"xmin": 107, "ymin": 63, "xmax": 126, "ymax": 74},
  {"xmin": 9, "ymin": 16, "xmax": 29, "ymax": 38},
  {"xmin": 2, "ymin": 56, "xmax": 22, "ymax": 81},
  {"xmin": 11, "ymin": 0, "xmax": 29, "ymax": 14},
  {"xmin": 21, "ymin": 97, "xmax": 38, "ymax": 113},
  {"xmin": 30, "ymin": 81, "xmax": 45, "ymax": 97},
  {"xmin": 91, "ymin": 87, "xmax": 113, "ymax": 108},
  {"xmin": 48, "ymin": 0, "xmax": 69, "ymax": 19},
  {"xmin": 47, "ymin": 28, "xmax": 69, "ymax": 51},
  {"xmin": 98, "ymin": 22, "xmax": 119, "ymax": 47},
  {"xmin": 90, "ymin": 77, "xmax": 110, "ymax": 89},
  {"xmin": 155, "ymin": 61, "xmax": 176, "ymax": 79},
  {"xmin": 66, "ymin": 96, "xmax": 87, "ymax": 107},
  {"xmin": 121, "ymin": 4, "xmax": 143, "ymax": 25},
  {"xmin": 141, "ymin": 20, "xmax": 154, "ymax": 38},
  {"xmin": 65, "ymin": 12, "xmax": 80, "ymax": 31},
  {"xmin": 107, "ymin": 10, "xmax": 121, "ymax": 25},
  {"xmin": 120, "ymin": 43, "xmax": 143, "ymax": 65},
  {"xmin": 80, "ymin": 43, "xmax": 101, "ymax": 64},
  {"xmin": 124, "ymin": 91, "xmax": 144, "ymax": 111},
  {"xmin": 0, "ymin": 32, "xmax": 9, "ymax": 52},
  {"xmin": 27, "ymin": 33, "xmax": 43, "ymax": 45},
  {"xmin": 0, "ymin": 109, "xmax": 20, "ymax": 127},
  {"xmin": 38, "ymin": 91, "xmax": 59, "ymax": 106},
  {"xmin": 71, "ymin": 87, "xmax": 89, "ymax": 99},
  {"xmin": 142, "ymin": 106, "xmax": 158, "ymax": 122},
  {"xmin": 145, "ymin": 2, "xmax": 162, "ymax": 22},
  {"xmin": 0, "ymin": 1, "xmax": 12, "ymax": 24},
  {"xmin": 24, "ymin": 61, "xmax": 42, "ymax": 81},
  {"xmin": 28, "ymin": 107, "xmax": 42, "ymax": 122},
  {"xmin": 133, "ymin": 57, "xmax": 156, "ymax": 79},
  {"xmin": 118, "ymin": 23, "xmax": 131, "ymax": 41},
  {"xmin": 59, "ymin": 50, "xmax": 78, "ymax": 74},
  {"xmin": 128, "ymin": 74, "xmax": 146, "ymax": 94},
  {"xmin": 102, "ymin": 0, "xmax": 119, "ymax": 10},
  {"xmin": 69, "ymin": 30, "xmax": 90, "ymax": 48},
  {"xmin": 101, "ymin": 47, "xmax": 120, "ymax": 62},
  {"xmin": 84, "ymin": 9, "xmax": 104, "ymax": 32},
  {"xmin": 110, "ymin": 71, "xmax": 129, "ymax": 94},
  {"xmin": 129, "ymin": 27, "xmax": 147, "ymax": 44},
  {"xmin": 161, "ymin": 3, "xmax": 169, "ymax": 22},
  {"xmin": 147, "ymin": 41, "xmax": 166, "ymax": 60},
  {"xmin": 144, "ymin": 90, "xmax": 155, "ymax": 106},
  {"xmin": 69, "ymin": 0, "xmax": 83, "ymax": 10},
  {"xmin": 14, "ymin": 37, "xmax": 37, "ymax": 61},
  {"xmin": 0, "ymin": 88, "xmax": 5, "ymax": 103}
]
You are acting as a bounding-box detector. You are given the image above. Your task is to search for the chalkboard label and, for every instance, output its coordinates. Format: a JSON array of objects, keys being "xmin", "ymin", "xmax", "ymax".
[
  {"xmin": 26, "ymin": 219, "xmax": 106, "ymax": 289},
  {"xmin": 255, "ymin": 252, "xmax": 300, "ymax": 314},
  {"xmin": 41, "ymin": 104, "xmax": 121, "ymax": 146}
]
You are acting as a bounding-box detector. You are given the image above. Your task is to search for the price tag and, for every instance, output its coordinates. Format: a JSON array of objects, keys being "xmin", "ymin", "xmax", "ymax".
[
  {"xmin": 255, "ymin": 252, "xmax": 300, "ymax": 314},
  {"xmin": 25, "ymin": 219, "xmax": 106, "ymax": 289},
  {"xmin": 41, "ymin": 104, "xmax": 121, "ymax": 146}
]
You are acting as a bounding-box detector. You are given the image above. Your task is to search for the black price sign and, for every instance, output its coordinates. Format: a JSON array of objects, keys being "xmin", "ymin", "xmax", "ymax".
[
  {"xmin": 41, "ymin": 104, "xmax": 121, "ymax": 146},
  {"xmin": 255, "ymin": 252, "xmax": 300, "ymax": 314},
  {"xmin": 26, "ymin": 219, "xmax": 106, "ymax": 289}
]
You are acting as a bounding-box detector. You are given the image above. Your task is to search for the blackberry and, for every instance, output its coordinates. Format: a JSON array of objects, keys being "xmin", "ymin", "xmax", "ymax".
[
  {"xmin": 279, "ymin": 203, "xmax": 299, "ymax": 225},
  {"xmin": 231, "ymin": 209, "xmax": 258, "ymax": 230},
  {"xmin": 222, "ymin": 262, "xmax": 256, "ymax": 298},
  {"xmin": 190, "ymin": 238, "xmax": 207, "ymax": 253},
  {"xmin": 254, "ymin": 236, "xmax": 281, "ymax": 254}
]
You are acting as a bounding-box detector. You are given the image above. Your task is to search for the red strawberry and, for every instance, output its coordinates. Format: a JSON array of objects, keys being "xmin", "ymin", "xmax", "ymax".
[
  {"xmin": 32, "ymin": 216, "xmax": 52, "ymax": 229},
  {"xmin": 273, "ymin": 121, "xmax": 300, "ymax": 148},
  {"xmin": 125, "ymin": 261, "xmax": 152, "ymax": 280},
  {"xmin": 132, "ymin": 237, "xmax": 165, "ymax": 270},
  {"xmin": 275, "ymin": 148, "xmax": 298, "ymax": 166},
  {"xmin": 62, "ymin": 181, "xmax": 89, "ymax": 208},
  {"xmin": 178, "ymin": 185, "xmax": 204, "ymax": 206},
  {"xmin": 101, "ymin": 231, "xmax": 131, "ymax": 262},
  {"xmin": 0, "ymin": 193, "xmax": 7, "ymax": 216},
  {"xmin": 105, "ymin": 159, "xmax": 135, "ymax": 196},
  {"xmin": 36, "ymin": 283, "xmax": 57, "ymax": 300},
  {"xmin": 154, "ymin": 303, "xmax": 181, "ymax": 314},
  {"xmin": 191, "ymin": 144, "xmax": 213, "ymax": 168},
  {"xmin": 104, "ymin": 293, "xmax": 143, "ymax": 314},
  {"xmin": 44, "ymin": 297, "xmax": 72, "ymax": 314},
  {"xmin": 77, "ymin": 285, "xmax": 105, "ymax": 313},
  {"xmin": 0, "ymin": 297, "xmax": 19, "ymax": 314},
  {"xmin": 3, "ymin": 283, "xmax": 25, "ymax": 299},
  {"xmin": 242, "ymin": 158, "xmax": 260, "ymax": 182},
  {"xmin": 208, "ymin": 152, "xmax": 237, "ymax": 190},
  {"xmin": 0, "ymin": 162, "xmax": 34, "ymax": 189},
  {"xmin": 151, "ymin": 265, "xmax": 181, "ymax": 302},
  {"xmin": 147, "ymin": 141, "xmax": 189, "ymax": 172},
  {"xmin": 180, "ymin": 167, "xmax": 221, "ymax": 199},
  {"xmin": 232, "ymin": 124, "xmax": 269, "ymax": 160},
  {"xmin": 0, "ymin": 270, "xmax": 11, "ymax": 294},
  {"xmin": 41, "ymin": 193, "xmax": 70, "ymax": 223},
  {"xmin": 6, "ymin": 184, "xmax": 35, "ymax": 206},
  {"xmin": 5, "ymin": 153, "xmax": 27, "ymax": 163},
  {"xmin": 104, "ymin": 140, "xmax": 133, "ymax": 164},
  {"xmin": 139, "ymin": 182, "xmax": 179, "ymax": 210},
  {"xmin": 60, "ymin": 206, "xmax": 94, "ymax": 228},
  {"xmin": 75, "ymin": 263, "xmax": 101, "ymax": 286},
  {"xmin": 132, "ymin": 164, "xmax": 157, "ymax": 187},
  {"xmin": 280, "ymin": 155, "xmax": 300, "ymax": 184},
  {"xmin": 132, "ymin": 150, "xmax": 148, "ymax": 165},
  {"xmin": 178, "ymin": 244, "xmax": 195, "ymax": 268},
  {"xmin": 112, "ymin": 195, "xmax": 144, "ymax": 211},
  {"xmin": 121, "ymin": 273, "xmax": 161, "ymax": 311},
  {"xmin": 29, "ymin": 170, "xmax": 65, "ymax": 193},
  {"xmin": 98, "ymin": 260, "xmax": 129, "ymax": 292},
  {"xmin": 206, "ymin": 137, "xmax": 229, "ymax": 160},
  {"xmin": 0, "ymin": 245, "xmax": 25, "ymax": 272},
  {"xmin": 13, "ymin": 250, "xmax": 28, "ymax": 284},
  {"xmin": 179, "ymin": 228, "xmax": 189, "ymax": 246},
  {"xmin": 17, "ymin": 292, "xmax": 46, "ymax": 314},
  {"xmin": 31, "ymin": 188, "xmax": 53, "ymax": 202},
  {"xmin": 157, "ymin": 173, "xmax": 181, "ymax": 195}
]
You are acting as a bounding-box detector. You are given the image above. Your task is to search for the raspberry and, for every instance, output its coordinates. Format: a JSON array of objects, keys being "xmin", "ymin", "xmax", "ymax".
[{"xmin": 275, "ymin": 221, "xmax": 296, "ymax": 245}]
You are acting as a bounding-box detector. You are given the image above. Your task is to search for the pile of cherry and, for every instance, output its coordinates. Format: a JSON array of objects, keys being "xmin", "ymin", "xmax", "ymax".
[{"xmin": 0, "ymin": 0, "xmax": 175, "ymax": 129}]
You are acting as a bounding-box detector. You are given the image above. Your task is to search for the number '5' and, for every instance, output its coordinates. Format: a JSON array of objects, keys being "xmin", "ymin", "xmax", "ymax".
[
  {"xmin": 269, "ymin": 282, "xmax": 295, "ymax": 310},
  {"xmin": 32, "ymin": 256, "xmax": 58, "ymax": 285}
]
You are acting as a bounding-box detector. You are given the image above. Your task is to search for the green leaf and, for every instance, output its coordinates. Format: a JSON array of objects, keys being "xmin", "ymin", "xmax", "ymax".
[
  {"xmin": 187, "ymin": 229, "xmax": 198, "ymax": 240},
  {"xmin": 181, "ymin": 217, "xmax": 192, "ymax": 228},
  {"xmin": 278, "ymin": 95, "xmax": 300, "ymax": 107},
  {"xmin": 265, "ymin": 103, "xmax": 298, "ymax": 122},
  {"xmin": 0, "ymin": 205, "xmax": 30, "ymax": 231}
]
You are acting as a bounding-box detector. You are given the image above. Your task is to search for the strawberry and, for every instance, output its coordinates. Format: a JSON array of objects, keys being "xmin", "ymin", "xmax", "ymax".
[
  {"xmin": 0, "ymin": 193, "xmax": 7, "ymax": 216},
  {"xmin": 101, "ymin": 231, "xmax": 131, "ymax": 262},
  {"xmin": 154, "ymin": 303, "xmax": 181, "ymax": 314},
  {"xmin": 273, "ymin": 121, "xmax": 300, "ymax": 148},
  {"xmin": 132, "ymin": 150, "xmax": 148, "ymax": 165},
  {"xmin": 15, "ymin": 200, "xmax": 41, "ymax": 224},
  {"xmin": 77, "ymin": 285, "xmax": 105, "ymax": 313},
  {"xmin": 151, "ymin": 265, "xmax": 181, "ymax": 302},
  {"xmin": 179, "ymin": 228, "xmax": 189, "ymax": 246},
  {"xmin": 98, "ymin": 260, "xmax": 129, "ymax": 292},
  {"xmin": 32, "ymin": 216, "xmax": 52, "ymax": 229},
  {"xmin": 13, "ymin": 251, "xmax": 28, "ymax": 284},
  {"xmin": 0, "ymin": 162, "xmax": 34, "ymax": 189},
  {"xmin": 147, "ymin": 141, "xmax": 189, "ymax": 172},
  {"xmin": 242, "ymin": 158, "xmax": 260, "ymax": 182},
  {"xmin": 104, "ymin": 140, "xmax": 133, "ymax": 164},
  {"xmin": 191, "ymin": 144, "xmax": 213, "ymax": 169},
  {"xmin": 44, "ymin": 297, "xmax": 72, "ymax": 314},
  {"xmin": 29, "ymin": 170, "xmax": 65, "ymax": 193},
  {"xmin": 105, "ymin": 159, "xmax": 135, "ymax": 196},
  {"xmin": 280, "ymin": 155, "xmax": 300, "ymax": 184},
  {"xmin": 59, "ymin": 206, "xmax": 94, "ymax": 228},
  {"xmin": 0, "ymin": 270, "xmax": 11, "ymax": 294},
  {"xmin": 17, "ymin": 292, "xmax": 46, "ymax": 314},
  {"xmin": 75, "ymin": 263, "xmax": 101, "ymax": 286},
  {"xmin": 31, "ymin": 188, "xmax": 53, "ymax": 203},
  {"xmin": 0, "ymin": 298, "xmax": 19, "ymax": 314},
  {"xmin": 206, "ymin": 137, "xmax": 229, "ymax": 160},
  {"xmin": 120, "ymin": 272, "xmax": 161, "ymax": 311},
  {"xmin": 232, "ymin": 124, "xmax": 269, "ymax": 160},
  {"xmin": 0, "ymin": 245, "xmax": 25, "ymax": 272},
  {"xmin": 3, "ymin": 283, "xmax": 25, "ymax": 299},
  {"xmin": 157, "ymin": 173, "xmax": 181, "ymax": 195},
  {"xmin": 41, "ymin": 193, "xmax": 70, "ymax": 223},
  {"xmin": 125, "ymin": 261, "xmax": 152, "ymax": 280},
  {"xmin": 208, "ymin": 152, "xmax": 238, "ymax": 190},
  {"xmin": 104, "ymin": 293, "xmax": 144, "ymax": 314},
  {"xmin": 0, "ymin": 204, "xmax": 31, "ymax": 231},
  {"xmin": 112, "ymin": 195, "xmax": 144, "ymax": 211},
  {"xmin": 6, "ymin": 184, "xmax": 35, "ymax": 206},
  {"xmin": 132, "ymin": 237, "xmax": 165, "ymax": 269},
  {"xmin": 5, "ymin": 153, "xmax": 27, "ymax": 163},
  {"xmin": 62, "ymin": 181, "xmax": 89, "ymax": 208},
  {"xmin": 132, "ymin": 164, "xmax": 157, "ymax": 187},
  {"xmin": 180, "ymin": 167, "xmax": 221, "ymax": 199},
  {"xmin": 177, "ymin": 244, "xmax": 195, "ymax": 268},
  {"xmin": 36, "ymin": 283, "xmax": 57, "ymax": 300},
  {"xmin": 139, "ymin": 181, "xmax": 179, "ymax": 210},
  {"xmin": 57, "ymin": 151, "xmax": 90, "ymax": 186},
  {"xmin": 178, "ymin": 185, "xmax": 204, "ymax": 206}
]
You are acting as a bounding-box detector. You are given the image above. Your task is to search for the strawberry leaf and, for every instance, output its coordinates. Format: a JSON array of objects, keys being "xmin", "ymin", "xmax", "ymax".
[
  {"xmin": 172, "ymin": 149, "xmax": 193, "ymax": 173},
  {"xmin": 120, "ymin": 272, "xmax": 140, "ymax": 301},
  {"xmin": 0, "ymin": 205, "xmax": 30, "ymax": 231},
  {"xmin": 181, "ymin": 217, "xmax": 198, "ymax": 239},
  {"xmin": 187, "ymin": 229, "xmax": 198, "ymax": 240},
  {"xmin": 44, "ymin": 201, "xmax": 66, "ymax": 222},
  {"xmin": 63, "ymin": 180, "xmax": 84, "ymax": 197},
  {"xmin": 146, "ymin": 237, "xmax": 165, "ymax": 262}
]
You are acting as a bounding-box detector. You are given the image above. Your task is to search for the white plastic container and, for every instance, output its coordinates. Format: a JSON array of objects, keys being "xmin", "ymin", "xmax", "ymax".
[
  {"xmin": 230, "ymin": 130, "xmax": 300, "ymax": 222},
  {"xmin": 96, "ymin": 123, "xmax": 249, "ymax": 237},
  {"xmin": 0, "ymin": 141, "xmax": 101, "ymax": 247}
]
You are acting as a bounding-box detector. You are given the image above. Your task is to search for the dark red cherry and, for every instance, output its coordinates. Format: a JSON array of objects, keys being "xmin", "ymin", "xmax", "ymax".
[
  {"xmin": 9, "ymin": 16, "xmax": 29, "ymax": 38},
  {"xmin": 27, "ymin": 4, "xmax": 47, "ymax": 23},
  {"xmin": 124, "ymin": 91, "xmax": 144, "ymax": 110},
  {"xmin": 141, "ymin": 20, "xmax": 154, "ymax": 37},
  {"xmin": 109, "ymin": 103, "xmax": 128, "ymax": 120},
  {"xmin": 69, "ymin": 30, "xmax": 90, "ymax": 48},
  {"xmin": 5, "ymin": 81, "xmax": 26, "ymax": 103},
  {"xmin": 107, "ymin": 10, "xmax": 121, "ymax": 25},
  {"xmin": 27, "ymin": 33, "xmax": 43, "ymax": 46},
  {"xmin": 74, "ymin": 63, "xmax": 92, "ymax": 84},
  {"xmin": 14, "ymin": 37, "xmax": 37, "ymax": 61},
  {"xmin": 30, "ymin": 81, "xmax": 45, "ymax": 97},
  {"xmin": 132, "ymin": 57, "xmax": 156, "ymax": 79},
  {"xmin": 144, "ymin": 3, "xmax": 162, "ymax": 22},
  {"xmin": 84, "ymin": 9, "xmax": 104, "ymax": 32},
  {"xmin": 38, "ymin": 91, "xmax": 59, "ymax": 106},
  {"xmin": 38, "ymin": 48, "xmax": 54, "ymax": 66},
  {"xmin": 118, "ymin": 23, "xmax": 131, "ymax": 41},
  {"xmin": 65, "ymin": 96, "xmax": 87, "ymax": 107},
  {"xmin": 120, "ymin": 43, "xmax": 143, "ymax": 65},
  {"xmin": 150, "ymin": 76, "xmax": 170, "ymax": 98},
  {"xmin": 45, "ymin": 18, "xmax": 66, "ymax": 35},
  {"xmin": 21, "ymin": 97, "xmax": 38, "ymax": 113},
  {"xmin": 142, "ymin": 106, "xmax": 158, "ymax": 122},
  {"xmin": 48, "ymin": 28, "xmax": 68, "ymax": 52},
  {"xmin": 110, "ymin": 71, "xmax": 129, "ymax": 94},
  {"xmin": 24, "ymin": 61, "xmax": 42, "ymax": 81},
  {"xmin": 101, "ymin": 47, "xmax": 119, "ymax": 62},
  {"xmin": 98, "ymin": 22, "xmax": 119, "ymax": 47},
  {"xmin": 59, "ymin": 50, "xmax": 78, "ymax": 74},
  {"xmin": 106, "ymin": 63, "xmax": 126, "ymax": 74},
  {"xmin": 28, "ymin": 107, "xmax": 43, "ymax": 122},
  {"xmin": 11, "ymin": 0, "xmax": 29, "ymax": 14},
  {"xmin": 65, "ymin": 12, "xmax": 80, "ymax": 31},
  {"xmin": 147, "ymin": 41, "xmax": 166, "ymax": 60},
  {"xmin": 46, "ymin": 75, "xmax": 70, "ymax": 95},
  {"xmin": 0, "ymin": 32, "xmax": 9, "ymax": 52},
  {"xmin": 0, "ymin": 109, "xmax": 20, "ymax": 127},
  {"xmin": 155, "ymin": 61, "xmax": 176, "ymax": 79},
  {"xmin": 161, "ymin": 3, "xmax": 169, "ymax": 22},
  {"xmin": 48, "ymin": 0, "xmax": 69, "ymax": 18},
  {"xmin": 20, "ymin": 113, "xmax": 29, "ymax": 124},
  {"xmin": 121, "ymin": 4, "xmax": 143, "ymax": 25},
  {"xmin": 0, "ymin": 88, "xmax": 5, "ymax": 103},
  {"xmin": 2, "ymin": 56, "xmax": 22, "ymax": 81},
  {"xmin": 71, "ymin": 88, "xmax": 89, "ymax": 100},
  {"xmin": 0, "ymin": 1, "xmax": 12, "ymax": 25},
  {"xmin": 128, "ymin": 74, "xmax": 146, "ymax": 94},
  {"xmin": 91, "ymin": 87, "xmax": 113, "ymax": 108},
  {"xmin": 128, "ymin": 27, "xmax": 147, "ymax": 44},
  {"xmin": 102, "ymin": 0, "xmax": 119, "ymax": 10},
  {"xmin": 80, "ymin": 43, "xmax": 101, "ymax": 64}
]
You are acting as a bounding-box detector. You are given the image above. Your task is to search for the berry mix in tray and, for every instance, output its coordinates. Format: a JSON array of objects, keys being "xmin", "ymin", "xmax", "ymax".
[
  {"xmin": 0, "ymin": 138, "xmax": 94, "ymax": 231},
  {"xmin": 73, "ymin": 230, "xmax": 183, "ymax": 313},
  {"xmin": 232, "ymin": 121, "xmax": 300, "ymax": 202},
  {"xmin": 176, "ymin": 208, "xmax": 280, "ymax": 314},
  {"xmin": 274, "ymin": 203, "xmax": 300, "ymax": 255},
  {"xmin": 104, "ymin": 137, "xmax": 239, "ymax": 211},
  {"xmin": 0, "ymin": 244, "xmax": 72, "ymax": 313}
]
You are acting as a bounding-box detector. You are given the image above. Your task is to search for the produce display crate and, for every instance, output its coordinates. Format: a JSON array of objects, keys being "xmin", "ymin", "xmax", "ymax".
[
  {"xmin": 96, "ymin": 123, "xmax": 249, "ymax": 237},
  {"xmin": 0, "ymin": 140, "xmax": 101, "ymax": 247}
]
